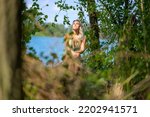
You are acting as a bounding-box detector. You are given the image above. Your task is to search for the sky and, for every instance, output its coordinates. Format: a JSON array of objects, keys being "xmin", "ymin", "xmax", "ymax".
[{"xmin": 25, "ymin": 0, "xmax": 86, "ymax": 25}]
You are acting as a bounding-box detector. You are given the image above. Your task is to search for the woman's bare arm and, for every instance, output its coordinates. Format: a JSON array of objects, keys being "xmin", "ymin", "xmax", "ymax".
[{"xmin": 75, "ymin": 36, "xmax": 86, "ymax": 54}]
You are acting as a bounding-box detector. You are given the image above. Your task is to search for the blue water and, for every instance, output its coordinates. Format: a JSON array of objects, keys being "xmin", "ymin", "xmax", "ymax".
[
  {"xmin": 27, "ymin": 36, "xmax": 64, "ymax": 64},
  {"xmin": 27, "ymin": 36, "xmax": 117, "ymax": 64}
]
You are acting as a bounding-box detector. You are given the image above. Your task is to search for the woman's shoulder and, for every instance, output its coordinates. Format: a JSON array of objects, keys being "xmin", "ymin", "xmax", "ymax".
[
  {"xmin": 79, "ymin": 35, "xmax": 86, "ymax": 41},
  {"xmin": 64, "ymin": 32, "xmax": 73, "ymax": 40}
]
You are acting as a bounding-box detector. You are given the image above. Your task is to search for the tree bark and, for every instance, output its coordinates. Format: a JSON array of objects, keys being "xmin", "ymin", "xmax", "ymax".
[
  {"xmin": 124, "ymin": 0, "xmax": 129, "ymax": 24},
  {"xmin": 0, "ymin": 0, "xmax": 22, "ymax": 99},
  {"xmin": 86, "ymin": 0, "xmax": 100, "ymax": 51},
  {"xmin": 143, "ymin": 0, "xmax": 150, "ymax": 53}
]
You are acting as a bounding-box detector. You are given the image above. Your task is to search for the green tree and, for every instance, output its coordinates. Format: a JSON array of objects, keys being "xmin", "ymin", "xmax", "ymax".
[
  {"xmin": 36, "ymin": 23, "xmax": 67, "ymax": 37},
  {"xmin": 55, "ymin": 0, "xmax": 150, "ymax": 99},
  {"xmin": 22, "ymin": 0, "xmax": 48, "ymax": 52}
]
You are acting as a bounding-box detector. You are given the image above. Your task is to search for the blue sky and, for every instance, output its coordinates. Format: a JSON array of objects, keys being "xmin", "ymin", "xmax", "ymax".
[{"xmin": 25, "ymin": 0, "xmax": 87, "ymax": 25}]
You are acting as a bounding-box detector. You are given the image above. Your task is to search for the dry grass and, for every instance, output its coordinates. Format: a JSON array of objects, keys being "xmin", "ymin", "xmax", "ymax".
[
  {"xmin": 22, "ymin": 55, "xmax": 150, "ymax": 100},
  {"xmin": 22, "ymin": 55, "xmax": 83, "ymax": 99}
]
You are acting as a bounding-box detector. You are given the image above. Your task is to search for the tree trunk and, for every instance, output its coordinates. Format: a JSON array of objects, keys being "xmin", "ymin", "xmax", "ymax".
[
  {"xmin": 0, "ymin": 0, "xmax": 22, "ymax": 99},
  {"xmin": 86, "ymin": 0, "xmax": 100, "ymax": 51},
  {"xmin": 124, "ymin": 0, "xmax": 129, "ymax": 24},
  {"xmin": 142, "ymin": 0, "xmax": 150, "ymax": 73},
  {"xmin": 143, "ymin": 0, "xmax": 150, "ymax": 53}
]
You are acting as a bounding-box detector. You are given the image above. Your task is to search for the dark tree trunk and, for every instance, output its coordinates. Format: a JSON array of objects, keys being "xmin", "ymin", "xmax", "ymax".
[
  {"xmin": 124, "ymin": 0, "xmax": 129, "ymax": 24},
  {"xmin": 0, "ymin": 0, "xmax": 22, "ymax": 99},
  {"xmin": 143, "ymin": 0, "xmax": 150, "ymax": 53},
  {"xmin": 86, "ymin": 0, "xmax": 100, "ymax": 51},
  {"xmin": 142, "ymin": 0, "xmax": 150, "ymax": 74}
]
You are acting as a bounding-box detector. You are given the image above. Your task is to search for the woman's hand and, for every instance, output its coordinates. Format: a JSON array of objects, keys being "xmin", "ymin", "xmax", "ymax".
[{"xmin": 71, "ymin": 50, "xmax": 80, "ymax": 58}]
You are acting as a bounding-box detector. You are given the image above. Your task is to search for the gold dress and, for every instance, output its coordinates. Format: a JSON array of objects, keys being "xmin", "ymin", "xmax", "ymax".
[{"xmin": 63, "ymin": 33, "xmax": 83, "ymax": 74}]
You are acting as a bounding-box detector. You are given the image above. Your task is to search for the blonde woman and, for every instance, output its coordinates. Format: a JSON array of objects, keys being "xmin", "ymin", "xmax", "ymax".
[{"xmin": 63, "ymin": 19, "xmax": 86, "ymax": 74}]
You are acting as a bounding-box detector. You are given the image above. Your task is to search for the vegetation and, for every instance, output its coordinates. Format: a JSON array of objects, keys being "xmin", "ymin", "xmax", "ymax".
[
  {"xmin": 52, "ymin": 0, "xmax": 150, "ymax": 99},
  {"xmin": 1, "ymin": 0, "xmax": 148, "ymax": 99},
  {"xmin": 35, "ymin": 23, "xmax": 67, "ymax": 37}
]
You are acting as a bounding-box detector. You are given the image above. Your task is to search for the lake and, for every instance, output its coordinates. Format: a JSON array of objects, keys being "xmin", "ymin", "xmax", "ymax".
[
  {"xmin": 27, "ymin": 36, "xmax": 64, "ymax": 64},
  {"xmin": 27, "ymin": 36, "xmax": 116, "ymax": 64}
]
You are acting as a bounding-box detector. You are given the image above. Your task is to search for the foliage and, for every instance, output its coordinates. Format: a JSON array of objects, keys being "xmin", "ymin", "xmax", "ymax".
[
  {"xmin": 35, "ymin": 23, "xmax": 67, "ymax": 37},
  {"xmin": 22, "ymin": 0, "xmax": 150, "ymax": 100},
  {"xmin": 55, "ymin": 0, "xmax": 150, "ymax": 99},
  {"xmin": 22, "ymin": 0, "xmax": 48, "ymax": 51}
]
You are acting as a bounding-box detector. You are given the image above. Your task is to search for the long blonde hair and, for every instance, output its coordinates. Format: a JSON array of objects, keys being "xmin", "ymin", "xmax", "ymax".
[
  {"xmin": 72, "ymin": 19, "xmax": 84, "ymax": 40},
  {"xmin": 64, "ymin": 20, "xmax": 84, "ymax": 51},
  {"xmin": 71, "ymin": 20, "xmax": 85, "ymax": 50}
]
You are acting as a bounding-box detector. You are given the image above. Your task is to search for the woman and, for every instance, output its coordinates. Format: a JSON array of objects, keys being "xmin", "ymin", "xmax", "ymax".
[{"xmin": 63, "ymin": 19, "xmax": 86, "ymax": 74}]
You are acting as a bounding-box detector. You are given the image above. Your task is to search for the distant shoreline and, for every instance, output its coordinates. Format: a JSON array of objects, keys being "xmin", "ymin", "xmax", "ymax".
[{"xmin": 32, "ymin": 35, "xmax": 64, "ymax": 38}]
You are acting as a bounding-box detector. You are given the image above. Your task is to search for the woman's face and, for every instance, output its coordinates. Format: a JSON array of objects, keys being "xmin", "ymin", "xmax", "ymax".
[{"xmin": 72, "ymin": 21, "xmax": 80, "ymax": 31}]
